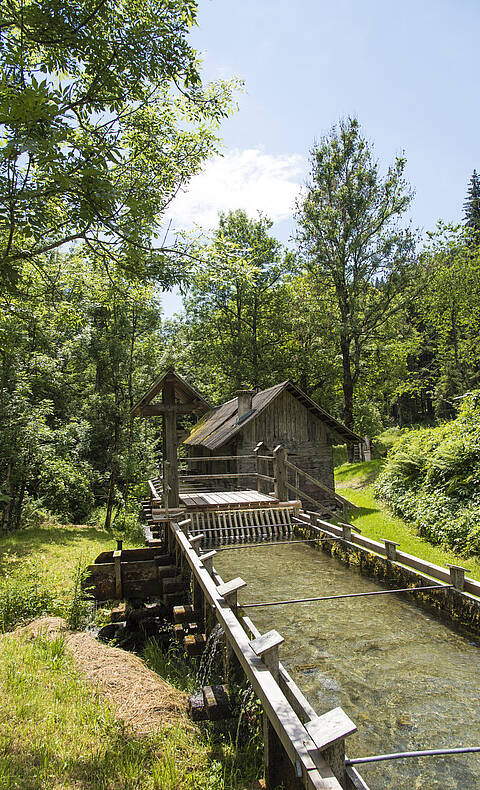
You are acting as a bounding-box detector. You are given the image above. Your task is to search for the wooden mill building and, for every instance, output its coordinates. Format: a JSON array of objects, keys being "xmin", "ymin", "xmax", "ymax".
[{"xmin": 183, "ymin": 381, "xmax": 360, "ymax": 505}]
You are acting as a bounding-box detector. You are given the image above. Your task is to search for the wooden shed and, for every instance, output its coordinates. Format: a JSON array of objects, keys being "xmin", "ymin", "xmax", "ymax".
[{"xmin": 183, "ymin": 382, "xmax": 361, "ymax": 506}]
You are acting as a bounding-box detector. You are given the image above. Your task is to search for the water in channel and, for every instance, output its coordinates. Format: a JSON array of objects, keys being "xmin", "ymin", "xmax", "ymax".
[{"xmin": 213, "ymin": 543, "xmax": 480, "ymax": 790}]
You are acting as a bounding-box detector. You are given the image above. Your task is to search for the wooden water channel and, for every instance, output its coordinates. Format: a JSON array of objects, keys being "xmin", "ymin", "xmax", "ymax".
[{"xmin": 86, "ymin": 446, "xmax": 480, "ymax": 789}]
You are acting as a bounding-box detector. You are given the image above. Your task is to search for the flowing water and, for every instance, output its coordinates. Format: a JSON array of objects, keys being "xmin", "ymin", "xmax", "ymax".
[{"xmin": 213, "ymin": 543, "xmax": 480, "ymax": 790}]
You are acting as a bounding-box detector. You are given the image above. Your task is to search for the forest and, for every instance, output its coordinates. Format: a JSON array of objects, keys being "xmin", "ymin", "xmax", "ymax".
[{"xmin": 1, "ymin": 0, "xmax": 480, "ymax": 557}]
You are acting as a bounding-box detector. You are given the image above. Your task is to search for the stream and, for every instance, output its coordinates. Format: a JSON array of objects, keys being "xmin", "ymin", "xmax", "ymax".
[{"xmin": 213, "ymin": 543, "xmax": 480, "ymax": 790}]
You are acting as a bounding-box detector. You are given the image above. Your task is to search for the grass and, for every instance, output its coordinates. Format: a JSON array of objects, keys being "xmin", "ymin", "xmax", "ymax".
[
  {"xmin": 0, "ymin": 631, "xmax": 222, "ymax": 790},
  {"xmin": 0, "ymin": 523, "xmax": 140, "ymax": 631},
  {"xmin": 335, "ymin": 461, "xmax": 480, "ymax": 581}
]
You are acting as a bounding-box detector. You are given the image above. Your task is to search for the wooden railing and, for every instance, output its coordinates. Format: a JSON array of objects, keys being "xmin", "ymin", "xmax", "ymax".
[
  {"xmin": 166, "ymin": 515, "xmax": 367, "ymax": 790},
  {"xmin": 296, "ymin": 511, "xmax": 480, "ymax": 600},
  {"xmin": 155, "ymin": 444, "xmax": 354, "ymax": 519}
]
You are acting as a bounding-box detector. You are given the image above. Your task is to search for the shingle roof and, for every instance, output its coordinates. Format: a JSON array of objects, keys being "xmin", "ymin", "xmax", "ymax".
[{"xmin": 183, "ymin": 380, "xmax": 361, "ymax": 449}]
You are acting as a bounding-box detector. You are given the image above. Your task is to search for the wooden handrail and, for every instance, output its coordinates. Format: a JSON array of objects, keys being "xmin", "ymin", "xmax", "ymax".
[
  {"xmin": 178, "ymin": 473, "xmax": 256, "ymax": 481},
  {"xmin": 168, "ymin": 519, "xmax": 348, "ymax": 789},
  {"xmin": 181, "ymin": 454, "xmax": 257, "ymax": 462},
  {"xmin": 285, "ymin": 459, "xmax": 352, "ymax": 509},
  {"xmin": 286, "ymin": 482, "xmax": 340, "ymax": 520}
]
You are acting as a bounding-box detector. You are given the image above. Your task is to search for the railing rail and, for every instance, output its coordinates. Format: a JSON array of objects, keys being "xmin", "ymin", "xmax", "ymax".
[
  {"xmin": 297, "ymin": 511, "xmax": 480, "ymax": 600},
  {"xmin": 167, "ymin": 516, "xmax": 358, "ymax": 790},
  {"xmin": 285, "ymin": 459, "xmax": 353, "ymax": 510}
]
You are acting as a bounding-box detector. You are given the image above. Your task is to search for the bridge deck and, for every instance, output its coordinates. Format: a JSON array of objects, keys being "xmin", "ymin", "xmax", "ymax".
[{"xmin": 179, "ymin": 489, "xmax": 278, "ymax": 510}]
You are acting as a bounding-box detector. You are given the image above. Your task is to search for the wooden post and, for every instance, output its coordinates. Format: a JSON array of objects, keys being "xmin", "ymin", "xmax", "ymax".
[
  {"xmin": 163, "ymin": 461, "xmax": 170, "ymax": 517},
  {"xmin": 305, "ymin": 707, "xmax": 357, "ymax": 789},
  {"xmin": 113, "ymin": 549, "xmax": 122, "ymax": 598},
  {"xmin": 254, "ymin": 441, "xmax": 268, "ymax": 494},
  {"xmin": 201, "ymin": 550, "xmax": 216, "ymax": 576},
  {"xmin": 162, "ymin": 376, "xmax": 179, "ymax": 508},
  {"xmin": 273, "ymin": 445, "xmax": 288, "ymax": 502},
  {"xmin": 447, "ymin": 564, "xmax": 467, "ymax": 591},
  {"xmin": 341, "ymin": 524, "xmax": 352, "ymax": 541},
  {"xmin": 250, "ymin": 630, "xmax": 301, "ymax": 789},
  {"xmin": 217, "ymin": 578, "xmax": 246, "ymax": 684},
  {"xmin": 384, "ymin": 539, "xmax": 399, "ymax": 561},
  {"xmin": 217, "ymin": 577, "xmax": 246, "ymax": 616}
]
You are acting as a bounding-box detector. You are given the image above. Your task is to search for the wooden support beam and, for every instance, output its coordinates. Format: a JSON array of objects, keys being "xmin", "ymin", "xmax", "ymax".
[
  {"xmin": 217, "ymin": 577, "xmax": 247, "ymax": 613},
  {"xmin": 306, "ymin": 708, "xmax": 357, "ymax": 788},
  {"xmin": 200, "ymin": 550, "xmax": 216, "ymax": 575},
  {"xmin": 250, "ymin": 629, "xmax": 284, "ymax": 681},
  {"xmin": 113, "ymin": 549, "xmax": 122, "ymax": 598},
  {"xmin": 139, "ymin": 401, "xmax": 204, "ymax": 416},
  {"xmin": 384, "ymin": 539, "xmax": 400, "ymax": 561},
  {"xmin": 447, "ymin": 564, "xmax": 468, "ymax": 591},
  {"xmin": 273, "ymin": 445, "xmax": 288, "ymax": 502},
  {"xmin": 255, "ymin": 441, "xmax": 269, "ymax": 494},
  {"xmin": 163, "ymin": 377, "xmax": 179, "ymax": 508}
]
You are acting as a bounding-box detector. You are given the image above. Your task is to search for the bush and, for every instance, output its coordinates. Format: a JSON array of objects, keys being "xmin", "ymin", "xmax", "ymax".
[
  {"xmin": 0, "ymin": 569, "xmax": 62, "ymax": 631},
  {"xmin": 374, "ymin": 392, "xmax": 480, "ymax": 556},
  {"xmin": 0, "ymin": 557, "xmax": 91, "ymax": 632}
]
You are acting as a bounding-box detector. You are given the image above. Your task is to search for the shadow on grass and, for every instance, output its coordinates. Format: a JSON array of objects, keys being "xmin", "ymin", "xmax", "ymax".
[
  {"xmin": 335, "ymin": 459, "xmax": 385, "ymax": 488},
  {"xmin": 0, "ymin": 525, "xmax": 114, "ymax": 567},
  {"xmin": 347, "ymin": 505, "xmax": 378, "ymax": 519}
]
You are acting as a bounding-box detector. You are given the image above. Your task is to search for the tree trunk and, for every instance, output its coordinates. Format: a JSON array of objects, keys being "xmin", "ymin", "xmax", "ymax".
[{"xmin": 340, "ymin": 334, "xmax": 355, "ymax": 462}]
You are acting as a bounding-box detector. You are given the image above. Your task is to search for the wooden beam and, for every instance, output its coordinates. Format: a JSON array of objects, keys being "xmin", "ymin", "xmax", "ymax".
[
  {"xmin": 138, "ymin": 402, "xmax": 204, "ymax": 416},
  {"xmin": 163, "ymin": 378, "xmax": 179, "ymax": 508}
]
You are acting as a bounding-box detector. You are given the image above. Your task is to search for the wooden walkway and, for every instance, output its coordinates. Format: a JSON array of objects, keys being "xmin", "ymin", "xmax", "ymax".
[{"xmin": 179, "ymin": 488, "xmax": 278, "ymax": 510}]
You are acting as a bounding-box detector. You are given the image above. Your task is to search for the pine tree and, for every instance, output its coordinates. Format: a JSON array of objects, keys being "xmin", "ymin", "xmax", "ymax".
[{"xmin": 464, "ymin": 170, "xmax": 480, "ymax": 234}]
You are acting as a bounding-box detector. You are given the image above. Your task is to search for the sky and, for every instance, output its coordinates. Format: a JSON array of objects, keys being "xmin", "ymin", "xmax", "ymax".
[{"xmin": 161, "ymin": 0, "xmax": 479, "ymax": 315}]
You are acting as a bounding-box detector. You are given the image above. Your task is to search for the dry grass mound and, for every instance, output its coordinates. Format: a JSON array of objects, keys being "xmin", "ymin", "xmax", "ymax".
[{"xmin": 13, "ymin": 616, "xmax": 192, "ymax": 735}]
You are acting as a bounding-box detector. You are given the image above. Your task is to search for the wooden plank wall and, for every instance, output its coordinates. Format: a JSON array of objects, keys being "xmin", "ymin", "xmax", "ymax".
[{"xmin": 237, "ymin": 391, "xmax": 335, "ymax": 500}]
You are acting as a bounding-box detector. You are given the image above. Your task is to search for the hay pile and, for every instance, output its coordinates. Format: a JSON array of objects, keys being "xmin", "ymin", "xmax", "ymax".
[{"xmin": 13, "ymin": 617, "xmax": 192, "ymax": 735}]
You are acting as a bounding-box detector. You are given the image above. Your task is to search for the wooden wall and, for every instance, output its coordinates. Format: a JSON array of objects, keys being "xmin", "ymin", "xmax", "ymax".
[
  {"xmin": 186, "ymin": 390, "xmax": 337, "ymax": 504},
  {"xmin": 236, "ymin": 390, "xmax": 335, "ymax": 498}
]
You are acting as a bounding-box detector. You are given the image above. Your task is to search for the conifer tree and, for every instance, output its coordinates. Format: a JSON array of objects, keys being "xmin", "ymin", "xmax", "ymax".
[{"xmin": 464, "ymin": 170, "xmax": 480, "ymax": 234}]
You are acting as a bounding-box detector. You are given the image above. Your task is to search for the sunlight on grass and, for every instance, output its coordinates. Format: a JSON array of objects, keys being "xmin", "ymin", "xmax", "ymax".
[
  {"xmin": 0, "ymin": 632, "xmax": 216, "ymax": 790},
  {"xmin": 0, "ymin": 525, "xmax": 140, "ymax": 632},
  {"xmin": 335, "ymin": 463, "xmax": 480, "ymax": 582}
]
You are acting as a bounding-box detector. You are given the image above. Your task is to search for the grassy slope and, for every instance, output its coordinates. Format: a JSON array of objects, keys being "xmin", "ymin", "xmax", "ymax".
[
  {"xmin": 335, "ymin": 460, "xmax": 480, "ymax": 581},
  {"xmin": 0, "ymin": 523, "xmax": 140, "ymax": 630},
  {"xmin": 0, "ymin": 631, "xmax": 218, "ymax": 790},
  {"xmin": 0, "ymin": 525, "xmax": 262, "ymax": 789}
]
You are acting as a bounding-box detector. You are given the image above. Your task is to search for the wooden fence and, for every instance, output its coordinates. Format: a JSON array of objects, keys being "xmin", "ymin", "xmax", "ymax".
[
  {"xmin": 166, "ymin": 515, "xmax": 369, "ymax": 790},
  {"xmin": 159, "ymin": 444, "xmax": 351, "ymax": 519}
]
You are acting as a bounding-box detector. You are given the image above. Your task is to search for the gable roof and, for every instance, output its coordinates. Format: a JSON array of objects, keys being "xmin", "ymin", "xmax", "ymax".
[
  {"xmin": 131, "ymin": 367, "xmax": 210, "ymax": 418},
  {"xmin": 183, "ymin": 380, "xmax": 361, "ymax": 449}
]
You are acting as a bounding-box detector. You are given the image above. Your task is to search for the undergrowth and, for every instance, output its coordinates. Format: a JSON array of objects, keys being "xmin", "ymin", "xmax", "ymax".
[
  {"xmin": 143, "ymin": 639, "xmax": 264, "ymax": 788},
  {"xmin": 0, "ymin": 523, "xmax": 137, "ymax": 632},
  {"xmin": 143, "ymin": 639, "xmax": 197, "ymax": 693},
  {"xmin": 374, "ymin": 391, "xmax": 480, "ymax": 557}
]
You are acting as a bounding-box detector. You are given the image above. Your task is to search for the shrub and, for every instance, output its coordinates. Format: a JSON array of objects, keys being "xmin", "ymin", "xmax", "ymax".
[{"xmin": 374, "ymin": 391, "xmax": 480, "ymax": 556}]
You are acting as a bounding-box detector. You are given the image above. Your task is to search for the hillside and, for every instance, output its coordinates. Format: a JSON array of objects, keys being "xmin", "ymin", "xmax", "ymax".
[{"xmin": 373, "ymin": 392, "xmax": 480, "ymax": 557}]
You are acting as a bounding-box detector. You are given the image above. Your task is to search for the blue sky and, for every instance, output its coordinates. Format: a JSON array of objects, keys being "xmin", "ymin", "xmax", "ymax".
[{"xmin": 162, "ymin": 0, "xmax": 479, "ymax": 315}]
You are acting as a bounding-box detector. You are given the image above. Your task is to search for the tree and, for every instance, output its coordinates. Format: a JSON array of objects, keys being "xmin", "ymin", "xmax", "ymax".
[
  {"xmin": 417, "ymin": 224, "xmax": 480, "ymax": 413},
  {"xmin": 295, "ymin": 118, "xmax": 417, "ymax": 446},
  {"xmin": 0, "ymin": 0, "xmax": 235, "ymax": 290},
  {"xmin": 464, "ymin": 170, "xmax": 480, "ymax": 236},
  {"xmin": 0, "ymin": 246, "xmax": 162, "ymax": 531},
  {"xmin": 169, "ymin": 210, "xmax": 292, "ymax": 397}
]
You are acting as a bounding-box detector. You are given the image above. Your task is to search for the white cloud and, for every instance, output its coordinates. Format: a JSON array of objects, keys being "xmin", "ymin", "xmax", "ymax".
[{"xmin": 166, "ymin": 148, "xmax": 305, "ymax": 230}]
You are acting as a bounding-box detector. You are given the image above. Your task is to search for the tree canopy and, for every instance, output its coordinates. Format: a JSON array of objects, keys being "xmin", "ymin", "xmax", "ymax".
[
  {"xmin": 0, "ymin": 0, "xmax": 236, "ymax": 290},
  {"xmin": 295, "ymin": 118, "xmax": 417, "ymax": 440}
]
